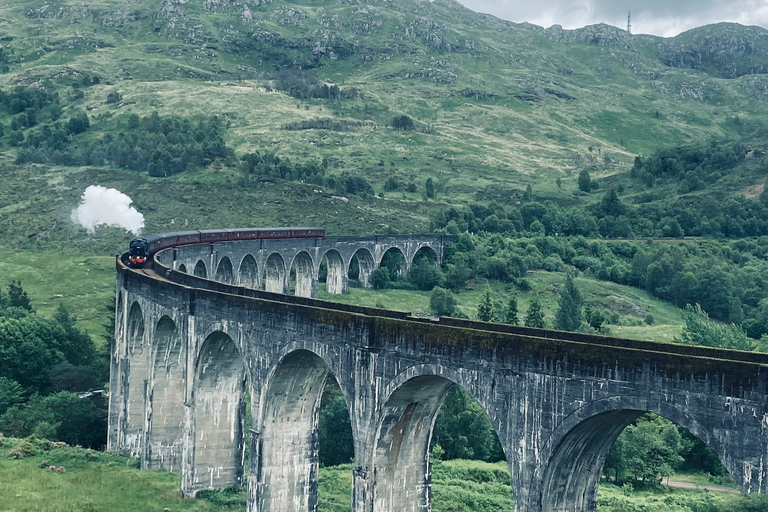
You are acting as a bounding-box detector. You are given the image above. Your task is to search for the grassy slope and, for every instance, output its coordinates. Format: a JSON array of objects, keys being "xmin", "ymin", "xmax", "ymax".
[
  {"xmin": 0, "ymin": 0, "xmax": 766, "ymax": 196},
  {"xmin": 0, "ymin": 438, "xmax": 746, "ymax": 512}
]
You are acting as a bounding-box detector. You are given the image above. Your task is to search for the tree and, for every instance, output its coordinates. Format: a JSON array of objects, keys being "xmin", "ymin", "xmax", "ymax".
[
  {"xmin": 430, "ymin": 287, "xmax": 456, "ymax": 317},
  {"xmin": 318, "ymin": 378, "xmax": 353, "ymax": 466},
  {"xmin": 425, "ymin": 177, "xmax": 435, "ymax": 199},
  {"xmin": 370, "ymin": 267, "xmax": 390, "ymax": 290},
  {"xmin": 477, "ymin": 286, "xmax": 496, "ymax": 322},
  {"xmin": 555, "ymin": 273, "xmax": 583, "ymax": 332},
  {"xmin": 578, "ymin": 169, "xmax": 591, "ymax": 192},
  {"xmin": 8, "ymin": 280, "xmax": 32, "ymax": 312},
  {"xmin": 505, "ymin": 296, "xmax": 519, "ymax": 325},
  {"xmin": 410, "ymin": 257, "xmax": 443, "ymax": 290},
  {"xmin": 524, "ymin": 298, "xmax": 545, "ymax": 328},
  {"xmin": 675, "ymin": 303, "xmax": 755, "ymax": 351},
  {"xmin": 609, "ymin": 414, "xmax": 684, "ymax": 486},
  {"xmin": 432, "ymin": 387, "xmax": 504, "ymax": 462},
  {"xmin": 0, "ymin": 377, "xmax": 24, "ymax": 416},
  {"xmin": 391, "ymin": 115, "xmax": 414, "ymax": 131}
]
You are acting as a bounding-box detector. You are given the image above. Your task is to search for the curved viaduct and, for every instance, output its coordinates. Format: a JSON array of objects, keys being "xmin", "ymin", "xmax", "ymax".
[{"xmin": 109, "ymin": 231, "xmax": 768, "ymax": 512}]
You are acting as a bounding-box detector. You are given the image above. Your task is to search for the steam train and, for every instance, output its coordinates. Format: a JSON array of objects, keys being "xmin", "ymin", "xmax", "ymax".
[{"xmin": 126, "ymin": 227, "xmax": 325, "ymax": 268}]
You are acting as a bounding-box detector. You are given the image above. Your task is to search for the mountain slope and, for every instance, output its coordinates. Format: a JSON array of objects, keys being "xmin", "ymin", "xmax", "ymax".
[{"xmin": 1, "ymin": 0, "xmax": 767, "ymax": 196}]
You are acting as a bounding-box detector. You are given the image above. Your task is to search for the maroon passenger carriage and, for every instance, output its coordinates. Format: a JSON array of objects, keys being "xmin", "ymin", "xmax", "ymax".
[{"xmin": 126, "ymin": 227, "xmax": 325, "ymax": 268}]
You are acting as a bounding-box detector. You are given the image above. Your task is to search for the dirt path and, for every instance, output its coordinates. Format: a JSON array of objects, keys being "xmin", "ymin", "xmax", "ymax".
[{"xmin": 664, "ymin": 479, "xmax": 739, "ymax": 494}]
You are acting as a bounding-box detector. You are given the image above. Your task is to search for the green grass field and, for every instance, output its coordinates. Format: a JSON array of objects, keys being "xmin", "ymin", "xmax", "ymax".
[{"xmin": 0, "ymin": 436, "xmax": 758, "ymax": 512}]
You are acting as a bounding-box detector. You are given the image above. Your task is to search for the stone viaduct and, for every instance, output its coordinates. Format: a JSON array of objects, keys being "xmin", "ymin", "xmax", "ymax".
[{"xmin": 109, "ymin": 231, "xmax": 768, "ymax": 512}]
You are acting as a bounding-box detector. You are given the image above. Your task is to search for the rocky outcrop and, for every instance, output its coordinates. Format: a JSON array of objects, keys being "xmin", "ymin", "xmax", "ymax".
[{"xmin": 658, "ymin": 23, "xmax": 768, "ymax": 78}]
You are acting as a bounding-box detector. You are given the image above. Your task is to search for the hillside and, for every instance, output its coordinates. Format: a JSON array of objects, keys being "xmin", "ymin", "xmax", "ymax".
[{"xmin": 1, "ymin": 0, "xmax": 767, "ymax": 205}]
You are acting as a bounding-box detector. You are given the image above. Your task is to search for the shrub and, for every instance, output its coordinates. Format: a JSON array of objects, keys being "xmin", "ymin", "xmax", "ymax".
[
  {"xmin": 9, "ymin": 440, "xmax": 36, "ymax": 458},
  {"xmin": 430, "ymin": 287, "xmax": 456, "ymax": 317}
]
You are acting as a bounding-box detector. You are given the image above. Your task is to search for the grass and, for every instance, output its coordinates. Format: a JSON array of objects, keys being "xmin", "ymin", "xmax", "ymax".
[
  {"xmin": 0, "ymin": 437, "xmax": 222, "ymax": 512},
  {"xmin": 0, "ymin": 251, "xmax": 115, "ymax": 339},
  {"xmin": 318, "ymin": 269, "xmax": 685, "ymax": 343},
  {"xmin": 0, "ymin": 437, "xmax": 756, "ymax": 512}
]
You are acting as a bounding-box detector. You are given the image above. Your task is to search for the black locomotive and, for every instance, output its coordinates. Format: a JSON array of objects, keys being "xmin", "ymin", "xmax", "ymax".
[{"xmin": 126, "ymin": 227, "xmax": 325, "ymax": 268}]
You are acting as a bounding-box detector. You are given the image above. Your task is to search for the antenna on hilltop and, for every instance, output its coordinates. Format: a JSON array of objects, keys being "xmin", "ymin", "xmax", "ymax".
[{"xmin": 627, "ymin": 11, "xmax": 632, "ymax": 34}]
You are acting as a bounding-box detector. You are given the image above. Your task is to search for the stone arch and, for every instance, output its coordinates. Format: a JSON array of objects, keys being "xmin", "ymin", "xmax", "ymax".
[
  {"xmin": 256, "ymin": 349, "xmax": 334, "ymax": 512},
  {"xmin": 379, "ymin": 246, "xmax": 407, "ymax": 280},
  {"xmin": 350, "ymin": 248, "xmax": 375, "ymax": 288},
  {"xmin": 321, "ymin": 249, "xmax": 346, "ymax": 295},
  {"xmin": 126, "ymin": 301, "xmax": 147, "ymax": 458},
  {"xmin": 178, "ymin": 263, "xmax": 187, "ymax": 274},
  {"xmin": 371, "ymin": 375, "xmax": 456, "ymax": 512},
  {"xmin": 412, "ymin": 245, "xmax": 438, "ymax": 266},
  {"xmin": 265, "ymin": 253, "xmax": 286, "ymax": 294},
  {"xmin": 193, "ymin": 260, "xmax": 207, "ymax": 279},
  {"xmin": 215, "ymin": 256, "xmax": 234, "ymax": 284},
  {"xmin": 289, "ymin": 251, "xmax": 315, "ymax": 298},
  {"xmin": 192, "ymin": 331, "xmax": 246, "ymax": 492},
  {"xmin": 238, "ymin": 254, "xmax": 260, "ymax": 289},
  {"xmin": 534, "ymin": 397, "xmax": 732, "ymax": 512},
  {"xmin": 146, "ymin": 316, "xmax": 184, "ymax": 472}
]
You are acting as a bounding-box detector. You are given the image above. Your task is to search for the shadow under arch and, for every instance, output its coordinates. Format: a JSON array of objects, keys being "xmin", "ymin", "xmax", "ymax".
[
  {"xmin": 146, "ymin": 315, "xmax": 184, "ymax": 472},
  {"xmin": 256, "ymin": 349, "xmax": 335, "ymax": 512},
  {"xmin": 289, "ymin": 251, "xmax": 315, "ymax": 298},
  {"xmin": 265, "ymin": 253, "xmax": 286, "ymax": 294},
  {"xmin": 534, "ymin": 397, "xmax": 732, "ymax": 512},
  {"xmin": 372, "ymin": 375, "xmax": 456, "ymax": 512},
  {"xmin": 320, "ymin": 249, "xmax": 346, "ymax": 295},
  {"xmin": 126, "ymin": 301, "xmax": 147, "ymax": 458},
  {"xmin": 238, "ymin": 254, "xmax": 260, "ymax": 289},
  {"xmin": 350, "ymin": 248, "xmax": 375, "ymax": 288},
  {"xmin": 412, "ymin": 245, "xmax": 438, "ymax": 265},
  {"xmin": 215, "ymin": 256, "xmax": 234, "ymax": 284},
  {"xmin": 177, "ymin": 263, "xmax": 187, "ymax": 274},
  {"xmin": 379, "ymin": 246, "xmax": 407, "ymax": 281},
  {"xmin": 192, "ymin": 331, "xmax": 246, "ymax": 493},
  {"xmin": 193, "ymin": 260, "xmax": 207, "ymax": 278}
]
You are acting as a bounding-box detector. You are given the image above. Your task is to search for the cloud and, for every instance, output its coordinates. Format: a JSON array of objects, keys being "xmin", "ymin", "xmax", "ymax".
[
  {"xmin": 456, "ymin": 0, "xmax": 768, "ymax": 36},
  {"xmin": 71, "ymin": 185, "xmax": 145, "ymax": 235}
]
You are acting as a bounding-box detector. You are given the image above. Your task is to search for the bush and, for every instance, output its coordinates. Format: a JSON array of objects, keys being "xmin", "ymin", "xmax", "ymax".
[
  {"xmin": 430, "ymin": 287, "xmax": 456, "ymax": 317},
  {"xmin": 370, "ymin": 268, "xmax": 390, "ymax": 290},
  {"xmin": 9, "ymin": 440, "xmax": 36, "ymax": 458}
]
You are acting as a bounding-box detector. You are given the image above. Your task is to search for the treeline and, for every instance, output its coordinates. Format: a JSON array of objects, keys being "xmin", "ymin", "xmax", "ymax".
[
  {"xmin": 14, "ymin": 111, "xmax": 232, "ymax": 176},
  {"xmin": 0, "ymin": 282, "xmax": 107, "ymax": 449},
  {"xmin": 438, "ymin": 186, "xmax": 768, "ymax": 239},
  {"xmin": 632, "ymin": 142, "xmax": 748, "ymax": 192},
  {"xmin": 268, "ymin": 69, "xmax": 358, "ymax": 101},
  {"xmin": 240, "ymin": 150, "xmax": 375, "ymax": 197},
  {"xmin": 282, "ymin": 118, "xmax": 372, "ymax": 132},
  {"xmin": 0, "ymin": 86, "xmax": 63, "ymax": 145}
]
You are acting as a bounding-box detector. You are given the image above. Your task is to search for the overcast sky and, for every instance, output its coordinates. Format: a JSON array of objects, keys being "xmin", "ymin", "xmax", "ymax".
[{"xmin": 454, "ymin": 0, "xmax": 768, "ymax": 37}]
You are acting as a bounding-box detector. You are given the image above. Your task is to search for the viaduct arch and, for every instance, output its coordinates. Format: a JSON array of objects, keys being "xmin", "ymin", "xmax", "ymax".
[{"xmin": 110, "ymin": 231, "xmax": 768, "ymax": 512}]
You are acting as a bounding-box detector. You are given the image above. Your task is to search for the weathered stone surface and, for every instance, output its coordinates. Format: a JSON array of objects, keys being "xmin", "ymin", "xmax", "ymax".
[{"xmin": 110, "ymin": 234, "xmax": 768, "ymax": 512}]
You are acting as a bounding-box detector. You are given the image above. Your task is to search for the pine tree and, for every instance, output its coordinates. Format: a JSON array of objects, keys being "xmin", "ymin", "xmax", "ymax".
[
  {"xmin": 8, "ymin": 280, "xmax": 32, "ymax": 312},
  {"xmin": 555, "ymin": 272, "xmax": 583, "ymax": 332},
  {"xmin": 524, "ymin": 298, "xmax": 545, "ymax": 328},
  {"xmin": 477, "ymin": 286, "xmax": 496, "ymax": 322},
  {"xmin": 505, "ymin": 295, "xmax": 519, "ymax": 325}
]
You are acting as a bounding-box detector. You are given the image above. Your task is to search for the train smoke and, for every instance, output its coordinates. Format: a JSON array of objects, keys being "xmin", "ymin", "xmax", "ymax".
[{"xmin": 71, "ymin": 185, "xmax": 145, "ymax": 235}]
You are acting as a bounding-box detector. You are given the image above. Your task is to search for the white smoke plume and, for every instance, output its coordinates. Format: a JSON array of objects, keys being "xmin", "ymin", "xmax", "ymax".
[{"xmin": 71, "ymin": 185, "xmax": 145, "ymax": 235}]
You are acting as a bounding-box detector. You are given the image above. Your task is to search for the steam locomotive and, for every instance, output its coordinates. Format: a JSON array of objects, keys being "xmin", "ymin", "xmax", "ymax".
[{"xmin": 126, "ymin": 227, "xmax": 325, "ymax": 268}]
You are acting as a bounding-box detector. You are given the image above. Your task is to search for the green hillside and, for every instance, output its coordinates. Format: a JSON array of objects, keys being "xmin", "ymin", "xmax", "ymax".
[
  {"xmin": 2, "ymin": 1, "xmax": 768, "ymax": 510},
  {"xmin": 1, "ymin": 0, "xmax": 767, "ymax": 201}
]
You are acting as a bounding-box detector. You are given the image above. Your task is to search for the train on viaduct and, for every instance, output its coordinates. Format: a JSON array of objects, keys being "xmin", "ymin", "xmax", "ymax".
[{"xmin": 109, "ymin": 228, "xmax": 768, "ymax": 512}]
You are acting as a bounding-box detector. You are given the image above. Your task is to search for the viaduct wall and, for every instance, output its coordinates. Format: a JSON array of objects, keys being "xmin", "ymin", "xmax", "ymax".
[{"xmin": 110, "ymin": 234, "xmax": 768, "ymax": 512}]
